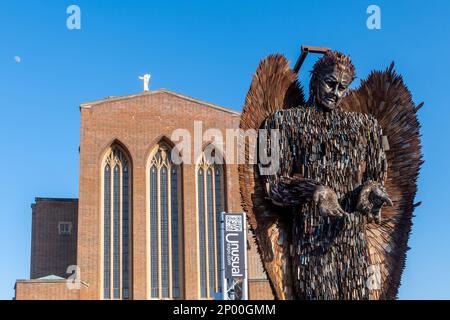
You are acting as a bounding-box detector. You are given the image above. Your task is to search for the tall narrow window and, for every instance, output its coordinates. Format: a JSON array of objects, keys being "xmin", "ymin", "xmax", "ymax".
[
  {"xmin": 171, "ymin": 167, "xmax": 180, "ymax": 298},
  {"xmin": 148, "ymin": 144, "xmax": 183, "ymax": 299},
  {"xmin": 150, "ymin": 164, "xmax": 159, "ymax": 298},
  {"xmin": 103, "ymin": 165, "xmax": 111, "ymax": 299},
  {"xmin": 122, "ymin": 165, "xmax": 130, "ymax": 299},
  {"xmin": 196, "ymin": 150, "xmax": 225, "ymax": 298},
  {"xmin": 197, "ymin": 168, "xmax": 207, "ymax": 298},
  {"xmin": 214, "ymin": 166, "xmax": 223, "ymax": 294},
  {"xmin": 102, "ymin": 145, "xmax": 132, "ymax": 300}
]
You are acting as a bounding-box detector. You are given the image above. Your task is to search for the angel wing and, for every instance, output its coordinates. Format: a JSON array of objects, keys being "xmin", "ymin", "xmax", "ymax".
[
  {"xmin": 238, "ymin": 54, "xmax": 304, "ymax": 299},
  {"xmin": 341, "ymin": 63, "xmax": 423, "ymax": 299}
]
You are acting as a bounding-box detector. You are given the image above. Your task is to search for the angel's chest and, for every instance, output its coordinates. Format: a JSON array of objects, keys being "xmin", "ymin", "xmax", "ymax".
[
  {"xmin": 295, "ymin": 130, "xmax": 366, "ymax": 166},
  {"xmin": 289, "ymin": 118, "xmax": 371, "ymax": 189}
]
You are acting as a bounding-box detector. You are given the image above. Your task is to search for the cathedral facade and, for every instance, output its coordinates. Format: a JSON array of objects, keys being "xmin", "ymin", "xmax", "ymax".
[{"xmin": 15, "ymin": 89, "xmax": 273, "ymax": 300}]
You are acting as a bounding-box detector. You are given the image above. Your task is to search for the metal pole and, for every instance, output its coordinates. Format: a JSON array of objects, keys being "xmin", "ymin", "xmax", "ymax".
[
  {"xmin": 243, "ymin": 212, "xmax": 248, "ymax": 300},
  {"xmin": 293, "ymin": 45, "xmax": 331, "ymax": 73},
  {"xmin": 220, "ymin": 211, "xmax": 226, "ymax": 300}
]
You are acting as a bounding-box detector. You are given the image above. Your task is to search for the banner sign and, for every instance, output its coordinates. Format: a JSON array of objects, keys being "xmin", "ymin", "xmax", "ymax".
[{"xmin": 223, "ymin": 213, "xmax": 246, "ymax": 279}]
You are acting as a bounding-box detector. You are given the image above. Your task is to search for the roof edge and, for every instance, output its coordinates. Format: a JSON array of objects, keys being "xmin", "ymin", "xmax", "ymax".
[
  {"xmin": 34, "ymin": 197, "xmax": 79, "ymax": 203},
  {"xmin": 79, "ymin": 89, "xmax": 241, "ymax": 116},
  {"xmin": 16, "ymin": 279, "xmax": 68, "ymax": 283}
]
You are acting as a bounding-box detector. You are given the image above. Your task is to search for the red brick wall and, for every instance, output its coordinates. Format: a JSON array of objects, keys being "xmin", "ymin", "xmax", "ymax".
[
  {"xmin": 247, "ymin": 227, "xmax": 268, "ymax": 281},
  {"xmin": 248, "ymin": 280, "xmax": 274, "ymax": 300},
  {"xmin": 15, "ymin": 280, "xmax": 80, "ymax": 300},
  {"xmin": 30, "ymin": 198, "xmax": 78, "ymax": 279}
]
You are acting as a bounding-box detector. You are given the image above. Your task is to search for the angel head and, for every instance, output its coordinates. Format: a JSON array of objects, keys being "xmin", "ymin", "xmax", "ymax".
[{"xmin": 309, "ymin": 51, "xmax": 356, "ymax": 111}]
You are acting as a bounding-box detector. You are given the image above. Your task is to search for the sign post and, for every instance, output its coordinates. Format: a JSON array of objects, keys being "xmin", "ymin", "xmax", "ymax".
[{"xmin": 220, "ymin": 212, "xmax": 248, "ymax": 300}]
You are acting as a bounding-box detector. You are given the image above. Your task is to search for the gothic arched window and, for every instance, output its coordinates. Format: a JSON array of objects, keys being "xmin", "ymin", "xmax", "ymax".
[
  {"xmin": 148, "ymin": 143, "xmax": 183, "ymax": 299},
  {"xmin": 196, "ymin": 149, "xmax": 225, "ymax": 298},
  {"xmin": 102, "ymin": 144, "xmax": 131, "ymax": 300}
]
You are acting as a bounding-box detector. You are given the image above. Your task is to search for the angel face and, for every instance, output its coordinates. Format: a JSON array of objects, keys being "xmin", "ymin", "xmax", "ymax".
[{"xmin": 315, "ymin": 66, "xmax": 353, "ymax": 111}]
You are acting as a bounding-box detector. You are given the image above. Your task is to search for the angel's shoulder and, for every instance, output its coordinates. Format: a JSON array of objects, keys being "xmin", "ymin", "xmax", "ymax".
[
  {"xmin": 264, "ymin": 107, "xmax": 309, "ymax": 126},
  {"xmin": 337, "ymin": 110, "xmax": 381, "ymax": 129},
  {"xmin": 269, "ymin": 107, "xmax": 304, "ymax": 117}
]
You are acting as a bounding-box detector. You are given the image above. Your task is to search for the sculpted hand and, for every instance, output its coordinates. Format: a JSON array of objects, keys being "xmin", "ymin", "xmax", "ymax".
[
  {"xmin": 313, "ymin": 185, "xmax": 347, "ymax": 218},
  {"xmin": 357, "ymin": 180, "xmax": 393, "ymax": 223}
]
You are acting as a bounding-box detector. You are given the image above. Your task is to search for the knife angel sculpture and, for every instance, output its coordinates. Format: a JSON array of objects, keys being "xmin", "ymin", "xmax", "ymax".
[{"xmin": 238, "ymin": 49, "xmax": 422, "ymax": 299}]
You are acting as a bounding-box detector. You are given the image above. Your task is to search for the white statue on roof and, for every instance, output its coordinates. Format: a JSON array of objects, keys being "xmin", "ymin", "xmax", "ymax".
[{"xmin": 139, "ymin": 74, "xmax": 151, "ymax": 92}]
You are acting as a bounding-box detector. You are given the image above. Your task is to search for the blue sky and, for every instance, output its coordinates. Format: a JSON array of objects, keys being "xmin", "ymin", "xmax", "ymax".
[{"xmin": 0, "ymin": 0, "xmax": 449, "ymax": 299}]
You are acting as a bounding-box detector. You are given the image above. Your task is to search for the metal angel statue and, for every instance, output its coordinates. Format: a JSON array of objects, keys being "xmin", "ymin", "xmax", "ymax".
[{"xmin": 239, "ymin": 46, "xmax": 422, "ymax": 299}]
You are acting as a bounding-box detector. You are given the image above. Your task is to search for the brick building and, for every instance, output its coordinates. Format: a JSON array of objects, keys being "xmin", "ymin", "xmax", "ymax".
[{"xmin": 15, "ymin": 89, "xmax": 273, "ymax": 300}]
